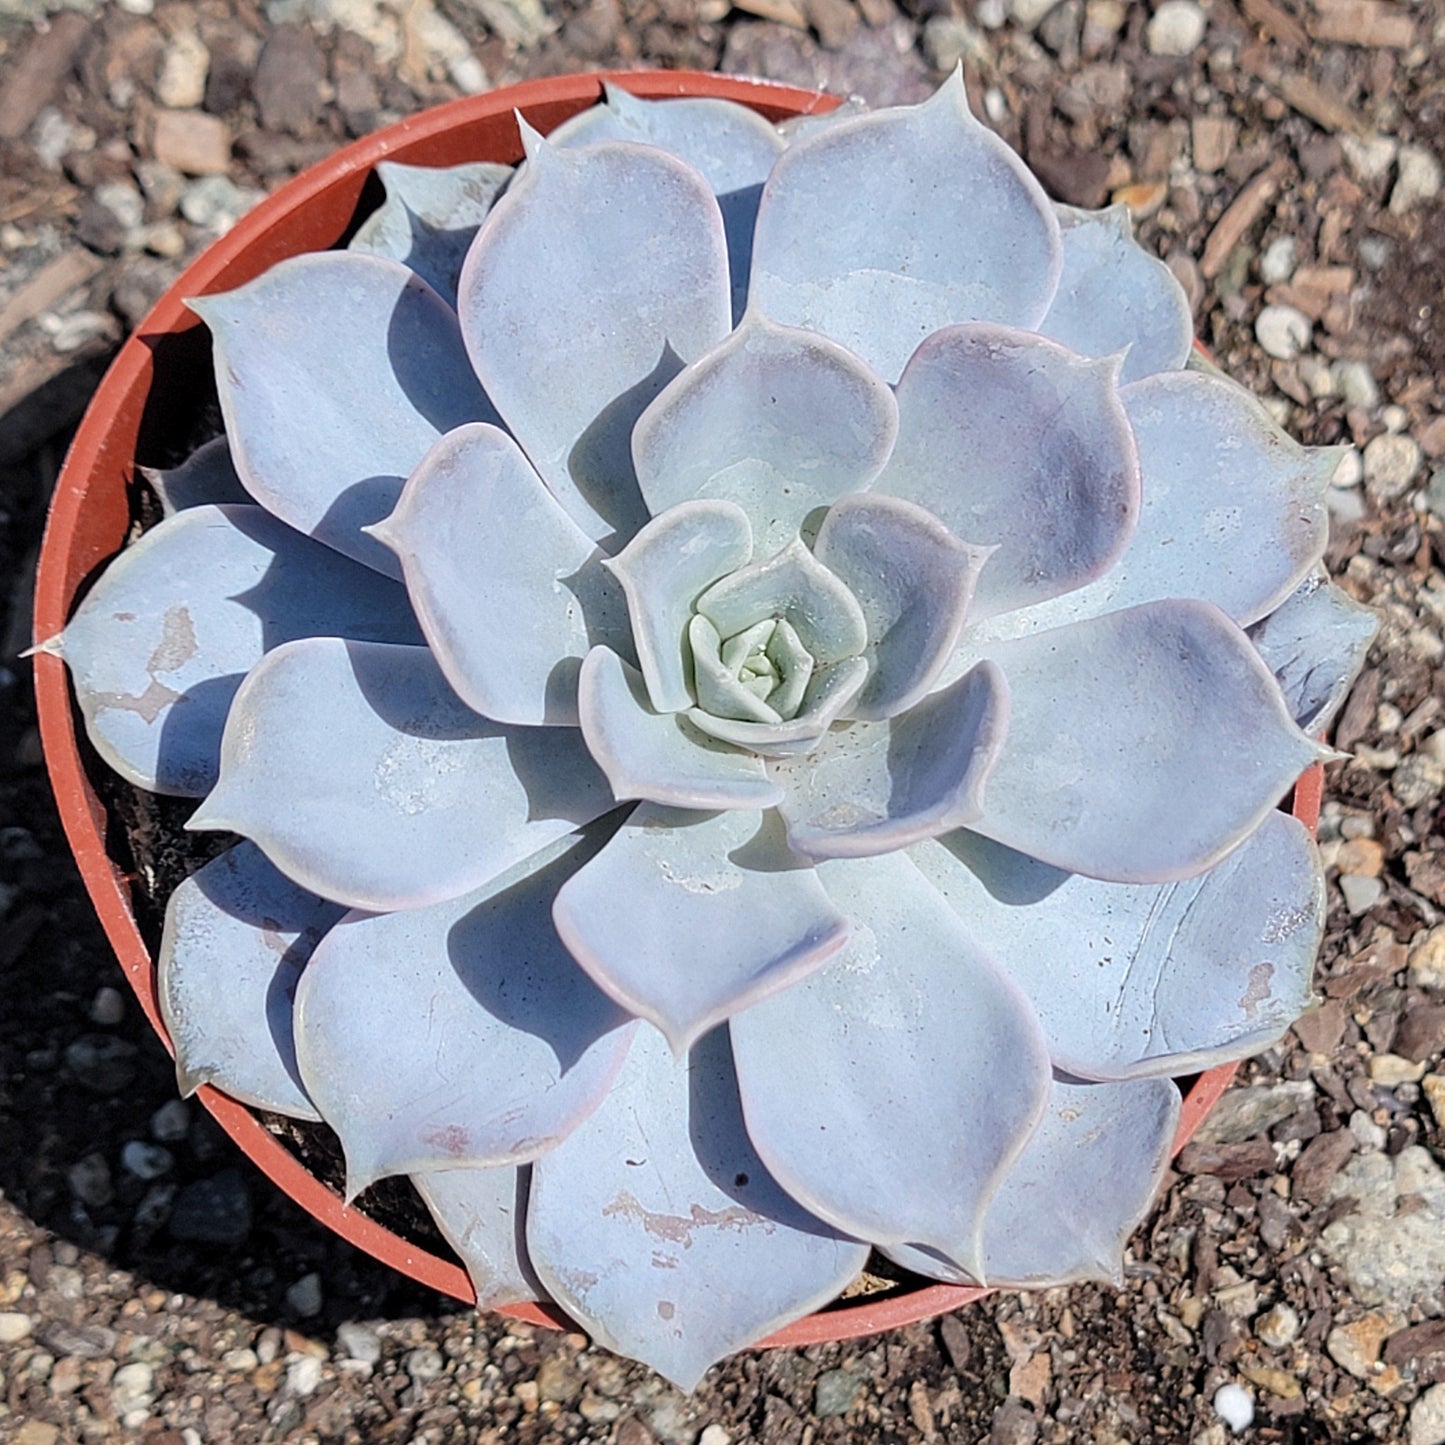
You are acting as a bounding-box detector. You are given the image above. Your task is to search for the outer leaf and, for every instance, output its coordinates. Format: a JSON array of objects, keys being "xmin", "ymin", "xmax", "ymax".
[
  {"xmin": 59, "ymin": 504, "xmax": 419, "ymax": 797},
  {"xmin": 730, "ymin": 849, "xmax": 1051, "ymax": 1270},
  {"xmin": 295, "ymin": 828, "xmax": 638, "ymax": 1197},
  {"xmin": 1248, "ymin": 571, "xmax": 1379, "ymax": 734},
  {"xmin": 632, "ymin": 311, "xmax": 898, "ymax": 554},
  {"xmin": 373, "ymin": 423, "xmax": 629, "ymax": 726},
  {"xmin": 457, "ymin": 132, "xmax": 731, "ymax": 546},
  {"xmin": 749, "ymin": 71, "xmax": 1062, "ymax": 382},
  {"xmin": 972, "ymin": 600, "xmax": 1327, "ymax": 883},
  {"xmin": 913, "ymin": 811, "xmax": 1324, "ymax": 1080},
  {"xmin": 551, "ymin": 804, "xmax": 850, "ymax": 1055},
  {"xmin": 414, "ymin": 1166, "xmax": 544, "ymax": 1310},
  {"xmin": 886, "ymin": 1075, "xmax": 1181, "ymax": 1287},
  {"xmin": 872, "ymin": 323, "xmax": 1139, "ymax": 621},
  {"xmin": 348, "ymin": 159, "xmax": 513, "ymax": 305},
  {"xmin": 578, "ymin": 646, "xmax": 783, "ymax": 810},
  {"xmin": 188, "ymin": 638, "xmax": 615, "ymax": 910},
  {"xmin": 527, "ymin": 1025, "xmax": 868, "ymax": 1392},
  {"xmin": 191, "ymin": 252, "xmax": 491, "ymax": 577},
  {"xmin": 143, "ymin": 435, "xmax": 250, "ymax": 514},
  {"xmin": 605, "ymin": 500, "xmax": 753, "ymax": 713},
  {"xmin": 158, "ymin": 841, "xmax": 339, "ymax": 1120},
  {"xmin": 550, "ymin": 85, "xmax": 784, "ymax": 324},
  {"xmin": 813, "ymin": 493, "xmax": 991, "ymax": 720},
  {"xmin": 1038, "ymin": 205, "xmax": 1193, "ymax": 385},
  {"xmin": 773, "ymin": 660, "xmax": 1009, "ymax": 860}
]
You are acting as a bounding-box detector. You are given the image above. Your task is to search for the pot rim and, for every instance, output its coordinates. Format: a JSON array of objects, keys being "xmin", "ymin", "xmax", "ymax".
[{"xmin": 32, "ymin": 67, "xmax": 1320, "ymax": 1351}]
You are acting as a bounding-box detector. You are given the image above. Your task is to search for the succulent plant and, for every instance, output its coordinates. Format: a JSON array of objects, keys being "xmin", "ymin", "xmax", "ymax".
[{"xmin": 52, "ymin": 75, "xmax": 1377, "ymax": 1390}]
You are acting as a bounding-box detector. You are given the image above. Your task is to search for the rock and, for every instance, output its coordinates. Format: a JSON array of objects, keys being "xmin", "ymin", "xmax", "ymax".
[
  {"xmin": 405, "ymin": 1346, "xmax": 444, "ymax": 1383},
  {"xmin": 1342, "ymin": 132, "xmax": 1398, "ymax": 184},
  {"xmin": 1259, "ymin": 235, "xmax": 1296, "ymax": 284},
  {"xmin": 39, "ymin": 1321, "xmax": 117, "ymax": 1359},
  {"xmin": 1363, "ymin": 432, "xmax": 1423, "ymax": 501},
  {"xmin": 1192, "ymin": 115, "xmax": 1237, "ymax": 176},
  {"xmin": 698, "ymin": 1428, "xmax": 731, "ymax": 1445},
  {"xmin": 88, "ymin": 985, "xmax": 125, "ymax": 1025},
  {"xmin": 337, "ymin": 1321, "xmax": 381, "ymax": 1364},
  {"xmin": 988, "ymin": 1397, "xmax": 1039, "ymax": 1445},
  {"xmin": 1411, "ymin": 927, "xmax": 1445, "ymax": 989},
  {"xmin": 180, "ymin": 175, "xmax": 264, "ymax": 232},
  {"xmin": 151, "ymin": 108, "xmax": 232, "ymax": 175},
  {"xmin": 1340, "ymin": 874, "xmax": 1384, "ymax": 915},
  {"xmin": 1413, "ymin": 1384, "xmax": 1445, "ymax": 1445},
  {"xmin": 254, "ymin": 24, "xmax": 326, "ymax": 135},
  {"xmin": 815, "ymin": 1367, "xmax": 865, "ymax": 1417},
  {"xmin": 169, "ymin": 1169, "xmax": 252, "ymax": 1245},
  {"xmin": 1146, "ymin": 0, "xmax": 1206, "ymax": 56},
  {"xmin": 1392, "ymin": 147, "xmax": 1442, "ymax": 217},
  {"xmin": 1337, "ymin": 837, "xmax": 1385, "ymax": 876},
  {"xmin": 1196, "ymin": 1081, "xmax": 1314, "ymax": 1144},
  {"xmin": 1009, "ymin": 0, "xmax": 1059, "ymax": 28},
  {"xmin": 1255, "ymin": 304, "xmax": 1312, "ymax": 360},
  {"xmin": 1394, "ymin": 754, "xmax": 1445, "ymax": 807},
  {"xmin": 16, "ymin": 1422, "xmax": 61, "ymax": 1445},
  {"xmin": 286, "ymin": 1272, "xmax": 323, "ymax": 1317},
  {"xmin": 113, "ymin": 258, "xmax": 177, "ymax": 329},
  {"xmin": 150, "ymin": 1098, "xmax": 190, "ymax": 1141},
  {"xmin": 0, "ymin": 1311, "xmax": 34, "ymax": 1343},
  {"xmin": 1333, "ymin": 360, "xmax": 1379, "ymax": 410},
  {"xmin": 464, "ymin": 0, "xmax": 555, "ymax": 48},
  {"xmin": 1423, "ymin": 1074, "xmax": 1445, "ymax": 1130},
  {"xmin": 1179, "ymin": 1138, "xmax": 1275, "ymax": 1180},
  {"xmin": 156, "ymin": 29, "xmax": 210, "ymax": 109},
  {"xmin": 1292, "ymin": 1128, "xmax": 1354, "ymax": 1204},
  {"xmin": 66, "ymin": 1150, "xmax": 112, "ymax": 1207},
  {"xmin": 923, "ymin": 16, "xmax": 989, "ymax": 70},
  {"xmin": 1394, "ymin": 1003, "xmax": 1445, "ymax": 1062},
  {"xmin": 1369, "ymin": 1053, "xmax": 1428, "ymax": 1085},
  {"xmin": 1213, "ymin": 1383, "xmax": 1253, "ymax": 1434},
  {"xmin": 112, "ymin": 1360, "xmax": 154, "ymax": 1416},
  {"xmin": 807, "ymin": 0, "xmax": 858, "ymax": 49},
  {"xmin": 939, "ymin": 1313, "xmax": 971, "ymax": 1371},
  {"xmin": 1255, "ymin": 1303, "xmax": 1300, "ymax": 1349},
  {"xmin": 1327, "ymin": 1312, "xmax": 1397, "ymax": 1378},
  {"xmin": 537, "ymin": 1352, "xmax": 583, "ymax": 1404},
  {"xmin": 287, "ymin": 1354, "xmax": 323, "ymax": 1395},
  {"xmin": 1350, "ymin": 1109, "xmax": 1387, "ymax": 1151}
]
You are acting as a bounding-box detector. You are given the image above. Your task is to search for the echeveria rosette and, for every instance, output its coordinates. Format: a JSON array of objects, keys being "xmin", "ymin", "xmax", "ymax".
[{"xmin": 52, "ymin": 74, "xmax": 1377, "ymax": 1392}]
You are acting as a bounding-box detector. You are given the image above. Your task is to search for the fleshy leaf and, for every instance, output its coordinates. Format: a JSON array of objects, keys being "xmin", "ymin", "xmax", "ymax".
[
  {"xmin": 695, "ymin": 537, "xmax": 866, "ymax": 665},
  {"xmin": 191, "ymin": 252, "xmax": 491, "ymax": 577},
  {"xmin": 749, "ymin": 72, "xmax": 1062, "ymax": 382},
  {"xmin": 971, "ymin": 600, "xmax": 1326, "ymax": 883},
  {"xmin": 457, "ymin": 135, "xmax": 731, "ymax": 546},
  {"xmin": 686, "ymin": 657, "xmax": 870, "ymax": 757},
  {"xmin": 158, "ymin": 841, "xmax": 339, "ymax": 1120},
  {"xmin": 730, "ymin": 849, "xmax": 1050, "ymax": 1269},
  {"xmin": 527, "ymin": 1025, "xmax": 867, "ymax": 1392},
  {"xmin": 348, "ymin": 159, "xmax": 513, "ymax": 305},
  {"xmin": 295, "ymin": 827, "xmax": 638, "ymax": 1197},
  {"xmin": 552, "ymin": 804, "xmax": 850, "ymax": 1055},
  {"xmin": 1038, "ymin": 205, "xmax": 1193, "ymax": 385},
  {"xmin": 885, "ymin": 1075, "xmax": 1180, "ymax": 1287},
  {"xmin": 550, "ymin": 85, "xmax": 784, "ymax": 324},
  {"xmin": 189, "ymin": 638, "xmax": 615, "ymax": 910},
  {"xmin": 373, "ymin": 423, "xmax": 628, "ymax": 726},
  {"xmin": 773, "ymin": 660, "xmax": 1009, "ymax": 860},
  {"xmin": 872, "ymin": 324, "xmax": 1139, "ymax": 620},
  {"xmin": 578, "ymin": 646, "xmax": 783, "ymax": 811},
  {"xmin": 414, "ymin": 1167, "xmax": 544, "ymax": 1309},
  {"xmin": 59, "ymin": 504, "xmax": 420, "ymax": 797},
  {"xmin": 913, "ymin": 811, "xmax": 1323, "ymax": 1080},
  {"xmin": 632, "ymin": 311, "xmax": 899, "ymax": 554},
  {"xmin": 143, "ymin": 435, "xmax": 251, "ymax": 514},
  {"xmin": 1248, "ymin": 572, "xmax": 1379, "ymax": 734},
  {"xmin": 813, "ymin": 494, "xmax": 991, "ymax": 719},
  {"xmin": 776, "ymin": 98, "xmax": 869, "ymax": 144},
  {"xmin": 605, "ymin": 500, "xmax": 753, "ymax": 713}
]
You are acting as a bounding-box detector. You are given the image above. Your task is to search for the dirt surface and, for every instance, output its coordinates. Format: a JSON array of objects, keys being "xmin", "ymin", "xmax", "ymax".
[{"xmin": 2, "ymin": 1, "xmax": 1445, "ymax": 1441}]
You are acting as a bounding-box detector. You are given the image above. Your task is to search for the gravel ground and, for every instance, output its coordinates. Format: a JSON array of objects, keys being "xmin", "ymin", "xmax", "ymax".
[{"xmin": 2, "ymin": 0, "xmax": 1444, "ymax": 1441}]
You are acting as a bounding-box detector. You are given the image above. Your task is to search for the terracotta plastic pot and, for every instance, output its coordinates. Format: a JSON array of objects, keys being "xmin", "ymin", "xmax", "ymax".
[{"xmin": 33, "ymin": 69, "xmax": 1322, "ymax": 1349}]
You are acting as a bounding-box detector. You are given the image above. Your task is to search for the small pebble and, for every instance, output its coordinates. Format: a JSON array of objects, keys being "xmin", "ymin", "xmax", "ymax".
[
  {"xmin": 1411, "ymin": 1382, "xmax": 1445, "ymax": 1445},
  {"xmin": 64, "ymin": 1034, "xmax": 138, "ymax": 1093},
  {"xmin": 1332, "ymin": 360, "xmax": 1379, "ymax": 410},
  {"xmin": 180, "ymin": 175, "xmax": 264, "ymax": 232},
  {"xmin": 405, "ymin": 1346, "xmax": 445, "ymax": 1383},
  {"xmin": 1410, "ymin": 926, "xmax": 1445, "ymax": 989},
  {"xmin": 1214, "ymin": 1383, "xmax": 1254, "ymax": 1434},
  {"xmin": 150, "ymin": 1099, "xmax": 190, "ymax": 1141},
  {"xmin": 156, "ymin": 30, "xmax": 211, "ymax": 109},
  {"xmin": 111, "ymin": 1361, "xmax": 154, "ymax": 1414},
  {"xmin": 1392, "ymin": 146, "xmax": 1442, "ymax": 217},
  {"xmin": 1332, "ymin": 449, "xmax": 1364, "ymax": 489},
  {"xmin": 287, "ymin": 1353, "xmax": 324, "ymax": 1396},
  {"xmin": 815, "ymin": 1367, "xmax": 865, "ymax": 1417},
  {"xmin": 1369, "ymin": 1054, "xmax": 1428, "ymax": 1086},
  {"xmin": 1146, "ymin": 0, "xmax": 1206, "ymax": 55},
  {"xmin": 699, "ymin": 1428, "xmax": 732, "ymax": 1445},
  {"xmin": 1255, "ymin": 304, "xmax": 1312, "ymax": 360},
  {"xmin": 1364, "ymin": 433, "xmax": 1423, "ymax": 501},
  {"xmin": 1255, "ymin": 1303, "xmax": 1300, "ymax": 1349},
  {"xmin": 221, "ymin": 1347, "xmax": 258, "ymax": 1371},
  {"xmin": 1349, "ymin": 1109, "xmax": 1387, "ymax": 1151},
  {"xmin": 286, "ymin": 1272, "xmax": 323, "ymax": 1318},
  {"xmin": 1260, "ymin": 236, "xmax": 1296, "ymax": 285},
  {"xmin": 337, "ymin": 1321, "xmax": 382, "ymax": 1365},
  {"xmin": 1394, "ymin": 754, "xmax": 1445, "ymax": 807},
  {"xmin": 121, "ymin": 1140, "xmax": 173, "ymax": 1180},
  {"xmin": 1342, "ymin": 132, "xmax": 1398, "ymax": 184},
  {"xmin": 1010, "ymin": 0, "xmax": 1061, "ymax": 28},
  {"xmin": 68, "ymin": 1152, "xmax": 112, "ymax": 1208},
  {"xmin": 1339, "ymin": 874, "xmax": 1383, "ymax": 916},
  {"xmin": 88, "ymin": 986, "xmax": 125, "ymax": 1025},
  {"xmin": 0, "ymin": 1311, "xmax": 34, "ymax": 1344}
]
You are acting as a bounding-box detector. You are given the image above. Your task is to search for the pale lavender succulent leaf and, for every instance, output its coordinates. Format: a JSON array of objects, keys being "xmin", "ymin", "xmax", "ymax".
[
  {"xmin": 551, "ymin": 804, "xmax": 850, "ymax": 1055},
  {"xmin": 579, "ymin": 646, "xmax": 783, "ymax": 810},
  {"xmin": 158, "ymin": 841, "xmax": 339, "ymax": 1120},
  {"xmin": 144, "ymin": 435, "xmax": 250, "ymax": 515},
  {"xmin": 348, "ymin": 159, "xmax": 513, "ymax": 305},
  {"xmin": 1248, "ymin": 571, "xmax": 1379, "ymax": 734},
  {"xmin": 188, "ymin": 638, "xmax": 615, "ymax": 910},
  {"xmin": 606, "ymin": 500, "xmax": 753, "ymax": 713},
  {"xmin": 749, "ymin": 72, "xmax": 1062, "ymax": 382},
  {"xmin": 1038, "ymin": 205, "xmax": 1194, "ymax": 385},
  {"xmin": 374, "ymin": 422, "xmax": 629, "ymax": 726},
  {"xmin": 971, "ymin": 600, "xmax": 1326, "ymax": 883},
  {"xmin": 457, "ymin": 137, "xmax": 731, "ymax": 546},
  {"xmin": 59, "ymin": 504, "xmax": 420, "ymax": 797},
  {"xmin": 632, "ymin": 312, "xmax": 899, "ymax": 553},
  {"xmin": 730, "ymin": 849, "xmax": 1051, "ymax": 1268},
  {"xmin": 773, "ymin": 660, "xmax": 1009, "ymax": 860},
  {"xmin": 526, "ymin": 1025, "xmax": 868, "ymax": 1392},
  {"xmin": 872, "ymin": 323, "xmax": 1140, "ymax": 620},
  {"xmin": 775, "ymin": 97, "xmax": 869, "ymax": 144},
  {"xmin": 294, "ymin": 827, "xmax": 638, "ymax": 1196},
  {"xmin": 685, "ymin": 656, "xmax": 868, "ymax": 757},
  {"xmin": 814, "ymin": 494, "xmax": 991, "ymax": 720},
  {"xmin": 549, "ymin": 85, "xmax": 784, "ymax": 324},
  {"xmin": 191, "ymin": 252, "xmax": 492, "ymax": 577},
  {"xmin": 912, "ymin": 810, "xmax": 1324, "ymax": 1080},
  {"xmin": 885, "ymin": 1075, "xmax": 1181, "ymax": 1287},
  {"xmin": 413, "ymin": 1166, "xmax": 545, "ymax": 1309},
  {"xmin": 695, "ymin": 537, "xmax": 866, "ymax": 665}
]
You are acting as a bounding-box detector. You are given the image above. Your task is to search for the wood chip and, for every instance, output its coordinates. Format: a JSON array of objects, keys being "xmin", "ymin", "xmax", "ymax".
[
  {"xmin": 0, "ymin": 12, "xmax": 92, "ymax": 141},
  {"xmin": 1241, "ymin": 0, "xmax": 1308, "ymax": 48},
  {"xmin": 1200, "ymin": 157, "xmax": 1289, "ymax": 278},
  {"xmin": 1273, "ymin": 70, "xmax": 1369, "ymax": 136},
  {"xmin": 1177, "ymin": 1138, "xmax": 1276, "ymax": 1180},
  {"xmin": 0, "ymin": 250, "xmax": 104, "ymax": 348},
  {"xmin": 1309, "ymin": 0, "xmax": 1415, "ymax": 48}
]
